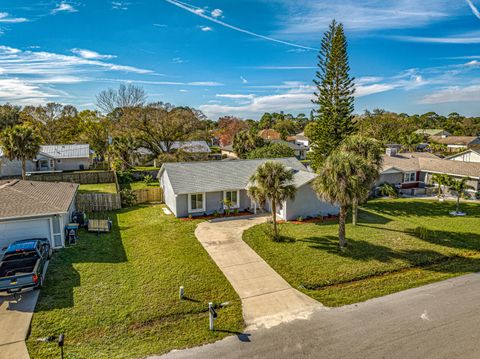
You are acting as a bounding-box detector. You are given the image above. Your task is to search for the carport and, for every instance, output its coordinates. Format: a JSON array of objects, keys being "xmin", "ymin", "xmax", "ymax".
[{"xmin": 0, "ymin": 180, "xmax": 79, "ymax": 250}]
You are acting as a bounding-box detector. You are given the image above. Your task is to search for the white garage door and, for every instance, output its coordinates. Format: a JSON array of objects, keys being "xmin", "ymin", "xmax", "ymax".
[{"xmin": 0, "ymin": 218, "xmax": 52, "ymax": 250}]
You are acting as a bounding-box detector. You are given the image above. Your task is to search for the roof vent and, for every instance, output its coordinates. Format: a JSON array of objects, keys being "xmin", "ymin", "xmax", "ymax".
[{"xmin": 385, "ymin": 147, "xmax": 398, "ymax": 157}]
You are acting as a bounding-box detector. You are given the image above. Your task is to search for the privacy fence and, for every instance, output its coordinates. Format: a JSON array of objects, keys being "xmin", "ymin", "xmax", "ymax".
[
  {"xmin": 132, "ymin": 187, "xmax": 163, "ymax": 205},
  {"xmin": 29, "ymin": 171, "xmax": 115, "ymax": 184}
]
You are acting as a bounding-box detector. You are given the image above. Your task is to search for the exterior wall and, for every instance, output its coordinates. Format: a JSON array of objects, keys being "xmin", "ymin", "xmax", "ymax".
[
  {"xmin": 446, "ymin": 145, "xmax": 468, "ymax": 152},
  {"xmin": 376, "ymin": 172, "xmax": 403, "ymax": 186},
  {"xmin": 0, "ymin": 158, "xmax": 36, "ymax": 177},
  {"xmin": 448, "ymin": 151, "xmax": 480, "ymax": 163},
  {"xmin": 160, "ymin": 172, "xmax": 179, "ymax": 217},
  {"xmin": 55, "ymin": 158, "xmax": 91, "ymax": 171},
  {"xmin": 284, "ymin": 183, "xmax": 339, "ymax": 221}
]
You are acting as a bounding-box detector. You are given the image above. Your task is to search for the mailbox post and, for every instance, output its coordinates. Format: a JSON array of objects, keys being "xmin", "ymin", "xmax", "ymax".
[{"xmin": 208, "ymin": 302, "xmax": 217, "ymax": 331}]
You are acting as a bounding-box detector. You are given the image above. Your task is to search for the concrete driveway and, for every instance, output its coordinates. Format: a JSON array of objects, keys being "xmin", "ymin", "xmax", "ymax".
[
  {"xmin": 152, "ymin": 272, "xmax": 480, "ymax": 359},
  {"xmin": 194, "ymin": 215, "xmax": 322, "ymax": 329},
  {"xmin": 0, "ymin": 290, "xmax": 39, "ymax": 359}
]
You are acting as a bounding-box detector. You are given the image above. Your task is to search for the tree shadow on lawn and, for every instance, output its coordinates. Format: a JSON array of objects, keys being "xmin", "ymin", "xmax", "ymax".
[
  {"xmin": 365, "ymin": 200, "xmax": 480, "ymax": 218},
  {"xmin": 35, "ymin": 212, "xmax": 127, "ymax": 312}
]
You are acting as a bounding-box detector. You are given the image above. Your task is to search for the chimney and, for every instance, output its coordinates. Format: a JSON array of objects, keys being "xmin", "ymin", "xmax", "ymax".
[{"xmin": 385, "ymin": 147, "xmax": 398, "ymax": 157}]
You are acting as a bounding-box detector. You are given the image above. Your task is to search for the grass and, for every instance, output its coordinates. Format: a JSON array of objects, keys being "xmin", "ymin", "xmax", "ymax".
[
  {"xmin": 129, "ymin": 181, "xmax": 159, "ymax": 190},
  {"xmin": 78, "ymin": 183, "xmax": 117, "ymax": 194},
  {"xmin": 243, "ymin": 198, "xmax": 480, "ymax": 307},
  {"xmin": 133, "ymin": 166, "xmax": 159, "ymax": 171},
  {"xmin": 27, "ymin": 205, "xmax": 243, "ymax": 359}
]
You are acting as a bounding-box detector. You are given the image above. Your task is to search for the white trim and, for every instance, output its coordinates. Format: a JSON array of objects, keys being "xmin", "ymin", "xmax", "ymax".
[
  {"xmin": 223, "ymin": 190, "xmax": 240, "ymax": 209},
  {"xmin": 188, "ymin": 192, "xmax": 206, "ymax": 213},
  {"xmin": 403, "ymin": 171, "xmax": 417, "ymax": 183}
]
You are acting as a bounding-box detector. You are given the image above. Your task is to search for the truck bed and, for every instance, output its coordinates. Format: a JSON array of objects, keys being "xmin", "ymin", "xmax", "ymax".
[{"xmin": 0, "ymin": 257, "xmax": 38, "ymax": 278}]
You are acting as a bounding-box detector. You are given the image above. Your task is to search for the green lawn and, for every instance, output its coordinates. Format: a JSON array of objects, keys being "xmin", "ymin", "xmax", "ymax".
[
  {"xmin": 27, "ymin": 205, "xmax": 243, "ymax": 359},
  {"xmin": 243, "ymin": 199, "xmax": 480, "ymax": 307},
  {"xmin": 130, "ymin": 181, "xmax": 159, "ymax": 190},
  {"xmin": 78, "ymin": 183, "xmax": 117, "ymax": 194}
]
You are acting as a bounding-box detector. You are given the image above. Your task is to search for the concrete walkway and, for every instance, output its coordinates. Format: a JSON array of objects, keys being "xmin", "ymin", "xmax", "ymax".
[
  {"xmin": 195, "ymin": 216, "xmax": 322, "ymax": 329},
  {"xmin": 0, "ymin": 290, "xmax": 39, "ymax": 359}
]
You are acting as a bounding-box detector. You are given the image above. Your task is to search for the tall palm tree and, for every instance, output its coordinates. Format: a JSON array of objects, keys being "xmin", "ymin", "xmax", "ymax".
[
  {"xmin": 431, "ymin": 173, "xmax": 452, "ymax": 197},
  {"xmin": 449, "ymin": 178, "xmax": 473, "ymax": 214},
  {"xmin": 248, "ymin": 161, "xmax": 297, "ymax": 239},
  {"xmin": 340, "ymin": 135, "xmax": 383, "ymax": 225},
  {"xmin": 314, "ymin": 150, "xmax": 369, "ymax": 248},
  {"xmin": 0, "ymin": 125, "xmax": 41, "ymax": 180}
]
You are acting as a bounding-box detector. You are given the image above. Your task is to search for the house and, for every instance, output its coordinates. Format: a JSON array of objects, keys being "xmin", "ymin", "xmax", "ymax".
[
  {"xmin": 377, "ymin": 149, "xmax": 480, "ymax": 194},
  {"xmin": 0, "ymin": 180, "xmax": 79, "ymax": 249},
  {"xmin": 287, "ymin": 132, "xmax": 310, "ymax": 148},
  {"xmin": 220, "ymin": 144, "xmax": 238, "ymax": 159},
  {"xmin": 134, "ymin": 141, "xmax": 212, "ymax": 165},
  {"xmin": 268, "ymin": 139, "xmax": 309, "ymax": 160},
  {"xmin": 414, "ymin": 129, "xmax": 451, "ymax": 137},
  {"xmin": 258, "ymin": 129, "xmax": 282, "ymax": 140},
  {"xmin": 157, "ymin": 157, "xmax": 338, "ymax": 220},
  {"xmin": 0, "ymin": 144, "xmax": 92, "ymax": 177},
  {"xmin": 429, "ymin": 136, "xmax": 480, "ymax": 152},
  {"xmin": 445, "ymin": 148, "xmax": 480, "ymax": 163}
]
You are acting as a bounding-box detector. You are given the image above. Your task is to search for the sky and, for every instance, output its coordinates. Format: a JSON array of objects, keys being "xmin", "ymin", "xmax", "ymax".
[{"xmin": 2, "ymin": 0, "xmax": 480, "ymax": 119}]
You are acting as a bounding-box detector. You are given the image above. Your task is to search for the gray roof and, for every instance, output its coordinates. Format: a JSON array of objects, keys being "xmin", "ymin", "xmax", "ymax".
[
  {"xmin": 0, "ymin": 180, "xmax": 79, "ymax": 219},
  {"xmin": 159, "ymin": 157, "xmax": 312, "ymax": 195},
  {"xmin": 39, "ymin": 144, "xmax": 90, "ymax": 159},
  {"xmin": 138, "ymin": 141, "xmax": 211, "ymax": 155}
]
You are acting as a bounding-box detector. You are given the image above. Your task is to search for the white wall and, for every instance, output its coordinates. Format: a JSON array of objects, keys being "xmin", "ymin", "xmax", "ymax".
[
  {"xmin": 0, "ymin": 158, "xmax": 36, "ymax": 177},
  {"xmin": 160, "ymin": 171, "xmax": 178, "ymax": 216},
  {"xmin": 448, "ymin": 151, "xmax": 480, "ymax": 163}
]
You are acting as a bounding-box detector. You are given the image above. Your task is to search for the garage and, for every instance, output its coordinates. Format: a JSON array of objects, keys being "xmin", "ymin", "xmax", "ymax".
[
  {"xmin": 0, "ymin": 217, "xmax": 52, "ymax": 250},
  {"xmin": 0, "ymin": 179, "xmax": 78, "ymax": 251}
]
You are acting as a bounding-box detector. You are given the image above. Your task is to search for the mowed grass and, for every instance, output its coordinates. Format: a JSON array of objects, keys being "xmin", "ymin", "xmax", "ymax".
[
  {"xmin": 78, "ymin": 182, "xmax": 117, "ymax": 194},
  {"xmin": 129, "ymin": 181, "xmax": 159, "ymax": 190},
  {"xmin": 27, "ymin": 205, "xmax": 243, "ymax": 359},
  {"xmin": 243, "ymin": 199, "xmax": 480, "ymax": 307}
]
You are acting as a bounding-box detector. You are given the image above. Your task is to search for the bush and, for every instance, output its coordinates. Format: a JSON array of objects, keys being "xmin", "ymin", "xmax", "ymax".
[
  {"xmin": 143, "ymin": 174, "xmax": 154, "ymax": 185},
  {"xmin": 378, "ymin": 183, "xmax": 399, "ymax": 198},
  {"xmin": 120, "ymin": 188, "xmax": 137, "ymax": 207},
  {"xmin": 476, "ymin": 191, "xmax": 480, "ymax": 200},
  {"xmin": 413, "ymin": 226, "xmax": 431, "ymax": 240},
  {"xmin": 233, "ymin": 208, "xmax": 239, "ymax": 215},
  {"xmin": 117, "ymin": 170, "xmax": 134, "ymax": 185}
]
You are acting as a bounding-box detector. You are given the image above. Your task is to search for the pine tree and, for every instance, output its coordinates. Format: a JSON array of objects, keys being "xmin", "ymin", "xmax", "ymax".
[{"xmin": 310, "ymin": 20, "xmax": 355, "ymax": 170}]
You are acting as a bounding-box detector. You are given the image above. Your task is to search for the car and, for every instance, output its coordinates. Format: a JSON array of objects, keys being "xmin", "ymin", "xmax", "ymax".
[{"xmin": 0, "ymin": 238, "xmax": 51, "ymax": 293}]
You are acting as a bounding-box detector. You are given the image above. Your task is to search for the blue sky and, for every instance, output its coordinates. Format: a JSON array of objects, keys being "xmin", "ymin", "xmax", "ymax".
[{"xmin": 2, "ymin": 0, "xmax": 480, "ymax": 119}]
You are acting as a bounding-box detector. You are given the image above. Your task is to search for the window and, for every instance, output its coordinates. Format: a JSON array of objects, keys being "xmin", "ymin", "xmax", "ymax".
[
  {"xmin": 403, "ymin": 172, "xmax": 416, "ymax": 183},
  {"xmin": 223, "ymin": 190, "xmax": 240, "ymax": 208},
  {"xmin": 188, "ymin": 193, "xmax": 205, "ymax": 213}
]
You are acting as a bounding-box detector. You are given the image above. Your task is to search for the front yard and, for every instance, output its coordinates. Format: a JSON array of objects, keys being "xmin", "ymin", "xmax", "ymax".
[
  {"xmin": 243, "ymin": 199, "xmax": 480, "ymax": 307},
  {"xmin": 27, "ymin": 205, "xmax": 243, "ymax": 359}
]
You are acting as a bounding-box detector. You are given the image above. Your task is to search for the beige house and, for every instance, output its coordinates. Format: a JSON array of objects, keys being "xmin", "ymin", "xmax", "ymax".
[
  {"xmin": 430, "ymin": 136, "xmax": 480, "ymax": 152},
  {"xmin": 445, "ymin": 149, "xmax": 480, "ymax": 163}
]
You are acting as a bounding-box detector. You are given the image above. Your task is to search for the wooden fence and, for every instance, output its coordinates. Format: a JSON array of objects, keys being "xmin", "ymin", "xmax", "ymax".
[
  {"xmin": 30, "ymin": 171, "xmax": 115, "ymax": 184},
  {"xmin": 76, "ymin": 193, "xmax": 122, "ymax": 212},
  {"xmin": 132, "ymin": 187, "xmax": 163, "ymax": 204}
]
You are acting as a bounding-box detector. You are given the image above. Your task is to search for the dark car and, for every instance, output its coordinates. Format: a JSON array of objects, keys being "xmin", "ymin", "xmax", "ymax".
[{"xmin": 0, "ymin": 238, "xmax": 51, "ymax": 293}]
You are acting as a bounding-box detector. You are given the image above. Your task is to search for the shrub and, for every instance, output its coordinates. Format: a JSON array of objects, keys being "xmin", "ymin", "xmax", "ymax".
[
  {"xmin": 213, "ymin": 210, "xmax": 219, "ymax": 217},
  {"xmin": 378, "ymin": 183, "xmax": 399, "ymax": 198},
  {"xmin": 297, "ymin": 216, "xmax": 304, "ymax": 222},
  {"xmin": 116, "ymin": 170, "xmax": 134, "ymax": 185},
  {"xmin": 120, "ymin": 188, "xmax": 137, "ymax": 207},
  {"xmin": 143, "ymin": 174, "xmax": 154, "ymax": 185},
  {"xmin": 233, "ymin": 208, "xmax": 239, "ymax": 215},
  {"xmin": 413, "ymin": 226, "xmax": 431, "ymax": 240},
  {"xmin": 476, "ymin": 191, "xmax": 480, "ymax": 200}
]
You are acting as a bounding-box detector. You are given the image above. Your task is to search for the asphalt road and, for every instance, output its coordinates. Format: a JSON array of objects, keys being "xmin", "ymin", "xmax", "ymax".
[{"xmin": 153, "ymin": 273, "xmax": 480, "ymax": 359}]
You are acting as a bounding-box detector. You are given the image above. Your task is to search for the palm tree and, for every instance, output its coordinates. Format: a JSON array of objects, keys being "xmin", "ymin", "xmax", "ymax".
[
  {"xmin": 340, "ymin": 135, "xmax": 383, "ymax": 225},
  {"xmin": 313, "ymin": 150, "xmax": 369, "ymax": 248},
  {"xmin": 431, "ymin": 173, "xmax": 452, "ymax": 197},
  {"xmin": 248, "ymin": 161, "xmax": 297, "ymax": 239},
  {"xmin": 0, "ymin": 125, "xmax": 41, "ymax": 180},
  {"xmin": 449, "ymin": 178, "xmax": 473, "ymax": 214},
  {"xmin": 400, "ymin": 133, "xmax": 423, "ymax": 152}
]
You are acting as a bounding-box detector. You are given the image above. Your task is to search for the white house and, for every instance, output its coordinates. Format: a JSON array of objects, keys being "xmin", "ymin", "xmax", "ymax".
[
  {"xmin": 0, "ymin": 180, "xmax": 79, "ymax": 249},
  {"xmin": 445, "ymin": 148, "xmax": 480, "ymax": 163}
]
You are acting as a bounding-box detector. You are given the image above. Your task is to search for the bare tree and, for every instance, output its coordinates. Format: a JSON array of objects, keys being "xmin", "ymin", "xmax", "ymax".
[{"xmin": 96, "ymin": 84, "xmax": 147, "ymax": 113}]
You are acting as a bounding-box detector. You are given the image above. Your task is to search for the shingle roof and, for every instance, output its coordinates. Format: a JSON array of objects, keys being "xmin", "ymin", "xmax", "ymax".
[
  {"xmin": 381, "ymin": 152, "xmax": 480, "ymax": 179},
  {"xmin": 430, "ymin": 136, "xmax": 480, "ymax": 146},
  {"xmin": 159, "ymin": 157, "xmax": 312, "ymax": 195},
  {"xmin": 39, "ymin": 144, "xmax": 90, "ymax": 159},
  {"xmin": 414, "ymin": 129, "xmax": 449, "ymax": 136},
  {"xmin": 258, "ymin": 129, "xmax": 281, "ymax": 140},
  {"xmin": 137, "ymin": 141, "xmax": 211, "ymax": 155},
  {"xmin": 0, "ymin": 180, "xmax": 79, "ymax": 219}
]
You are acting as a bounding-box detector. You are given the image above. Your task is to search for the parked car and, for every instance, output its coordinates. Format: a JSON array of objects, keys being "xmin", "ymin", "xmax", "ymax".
[{"xmin": 0, "ymin": 239, "xmax": 51, "ymax": 293}]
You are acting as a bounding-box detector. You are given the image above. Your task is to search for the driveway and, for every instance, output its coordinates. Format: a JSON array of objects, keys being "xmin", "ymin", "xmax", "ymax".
[
  {"xmin": 194, "ymin": 216, "xmax": 322, "ymax": 329},
  {"xmin": 152, "ymin": 272, "xmax": 480, "ymax": 359},
  {"xmin": 0, "ymin": 290, "xmax": 39, "ymax": 359}
]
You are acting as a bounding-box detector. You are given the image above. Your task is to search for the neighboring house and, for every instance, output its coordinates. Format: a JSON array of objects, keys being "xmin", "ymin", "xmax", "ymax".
[
  {"xmin": 0, "ymin": 180, "xmax": 79, "ymax": 249},
  {"xmin": 135, "ymin": 141, "xmax": 212, "ymax": 165},
  {"xmin": 378, "ymin": 149, "xmax": 480, "ymax": 194},
  {"xmin": 0, "ymin": 144, "xmax": 91, "ymax": 177},
  {"xmin": 268, "ymin": 139, "xmax": 309, "ymax": 160},
  {"xmin": 445, "ymin": 148, "xmax": 480, "ymax": 163},
  {"xmin": 414, "ymin": 129, "xmax": 451, "ymax": 137},
  {"xmin": 220, "ymin": 144, "xmax": 238, "ymax": 159},
  {"xmin": 258, "ymin": 129, "xmax": 282, "ymax": 140},
  {"xmin": 429, "ymin": 136, "xmax": 480, "ymax": 152},
  {"xmin": 287, "ymin": 132, "xmax": 310, "ymax": 148},
  {"xmin": 157, "ymin": 157, "xmax": 338, "ymax": 220}
]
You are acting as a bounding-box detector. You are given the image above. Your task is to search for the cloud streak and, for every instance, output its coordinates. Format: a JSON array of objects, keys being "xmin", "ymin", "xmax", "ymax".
[
  {"xmin": 466, "ymin": 0, "xmax": 480, "ymax": 19},
  {"xmin": 164, "ymin": 0, "xmax": 317, "ymax": 51},
  {"xmin": 0, "ymin": 12, "xmax": 28, "ymax": 23}
]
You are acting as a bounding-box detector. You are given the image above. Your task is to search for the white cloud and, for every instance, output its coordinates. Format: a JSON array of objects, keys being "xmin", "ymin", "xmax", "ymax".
[
  {"xmin": 211, "ymin": 9, "xmax": 223, "ymax": 18},
  {"xmin": 254, "ymin": 66, "xmax": 316, "ymax": 70},
  {"xmin": 466, "ymin": 0, "xmax": 480, "ymax": 19},
  {"xmin": 216, "ymin": 94, "xmax": 255, "ymax": 99},
  {"xmin": 51, "ymin": 2, "xmax": 78, "ymax": 14},
  {"xmin": 71, "ymin": 48, "xmax": 116, "ymax": 60},
  {"xmin": 393, "ymin": 31, "xmax": 480, "ymax": 44},
  {"xmin": 0, "ymin": 12, "xmax": 28, "ymax": 23},
  {"xmin": 153, "ymin": 23, "xmax": 168, "ymax": 27},
  {"xmin": 0, "ymin": 78, "xmax": 60, "ymax": 103},
  {"xmin": 165, "ymin": 0, "xmax": 317, "ymax": 51},
  {"xmin": 171, "ymin": 57, "xmax": 185, "ymax": 64},
  {"xmin": 112, "ymin": 1, "xmax": 130, "ymax": 10},
  {"xmin": 199, "ymin": 26, "xmax": 213, "ymax": 32},
  {"xmin": 240, "ymin": 76, "xmax": 248, "ymax": 84},
  {"xmin": 419, "ymin": 85, "xmax": 480, "ymax": 104}
]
